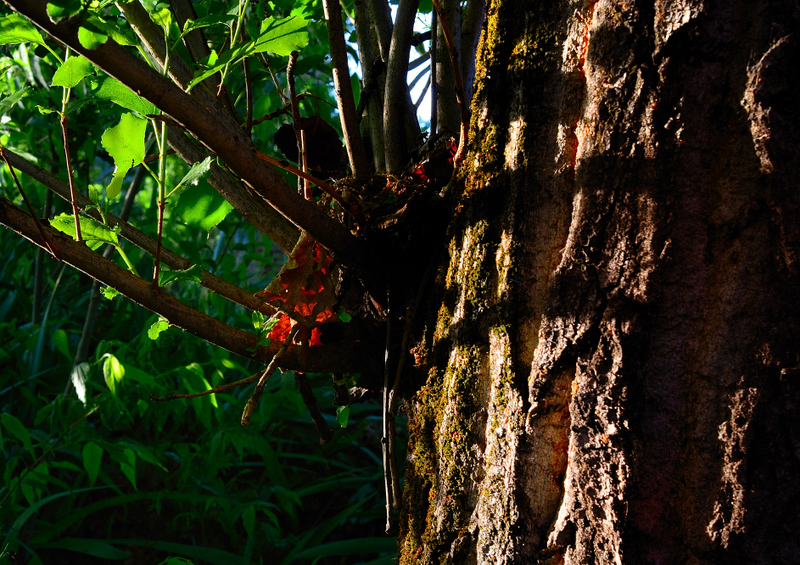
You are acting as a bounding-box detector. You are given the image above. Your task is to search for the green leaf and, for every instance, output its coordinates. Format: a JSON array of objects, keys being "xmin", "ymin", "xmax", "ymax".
[
  {"xmin": 167, "ymin": 156, "xmax": 213, "ymax": 199},
  {"xmin": 120, "ymin": 447, "xmax": 136, "ymax": 489},
  {"xmin": 0, "ymin": 87, "xmax": 32, "ymax": 116},
  {"xmin": 187, "ymin": 15, "xmax": 308, "ymax": 90},
  {"xmin": 252, "ymin": 310, "xmax": 265, "ymax": 331},
  {"xmin": 158, "ymin": 264, "xmax": 202, "ymax": 287},
  {"xmin": 102, "ymin": 353, "xmax": 125, "ymax": 396},
  {"xmin": 242, "ymin": 505, "xmax": 256, "ymax": 535},
  {"xmin": 148, "ymin": 317, "xmax": 170, "ymax": 340},
  {"xmin": 101, "ymin": 113, "xmax": 147, "ymax": 201},
  {"xmin": 0, "ymin": 13, "xmax": 46, "ymax": 46},
  {"xmin": 82, "ymin": 441, "xmax": 104, "ymax": 487},
  {"xmin": 336, "ymin": 405, "xmax": 350, "ymax": 428},
  {"xmin": 93, "ymin": 77, "xmax": 156, "ymax": 116},
  {"xmin": 337, "ymin": 310, "xmax": 352, "ymax": 323},
  {"xmin": 101, "ymin": 286, "xmax": 120, "ymax": 300},
  {"xmin": 252, "ymin": 15, "xmax": 309, "ymax": 57},
  {"xmin": 39, "ymin": 538, "xmax": 130, "ymax": 560},
  {"xmin": 52, "ymin": 56, "xmax": 94, "ymax": 88},
  {"xmin": 1, "ymin": 413, "xmax": 33, "ymax": 452},
  {"xmin": 47, "ymin": 0, "xmax": 84, "ymax": 23},
  {"xmin": 50, "ymin": 213, "xmax": 120, "ymax": 250},
  {"xmin": 151, "ymin": 8, "xmax": 172, "ymax": 30},
  {"xmin": 52, "ymin": 328, "xmax": 70, "ymax": 358},
  {"xmin": 172, "ymin": 182, "xmax": 234, "ymax": 231},
  {"xmin": 181, "ymin": 12, "xmax": 237, "ymax": 36}
]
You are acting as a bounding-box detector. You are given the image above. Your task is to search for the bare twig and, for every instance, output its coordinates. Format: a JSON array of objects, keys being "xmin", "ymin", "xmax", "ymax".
[
  {"xmin": 323, "ymin": 0, "xmax": 370, "ymax": 177},
  {"xmin": 430, "ymin": 7, "xmax": 438, "ymax": 135},
  {"xmin": 295, "ymin": 372, "xmax": 335, "ymax": 443},
  {"xmin": 241, "ymin": 323, "xmax": 300, "ymax": 426},
  {"xmin": 354, "ymin": 0, "xmax": 386, "ymax": 171},
  {"xmin": 286, "ymin": 52, "xmax": 309, "ymax": 197},
  {"xmin": 382, "ymin": 283, "xmax": 395, "ymax": 533},
  {"xmin": 59, "ymin": 115, "xmax": 82, "ymax": 242},
  {"xmin": 0, "ymin": 146, "xmax": 58, "ymax": 258},
  {"xmin": 254, "ymin": 150, "xmax": 355, "ymax": 214},
  {"xmin": 152, "ymin": 368, "xmax": 262, "ymax": 402}
]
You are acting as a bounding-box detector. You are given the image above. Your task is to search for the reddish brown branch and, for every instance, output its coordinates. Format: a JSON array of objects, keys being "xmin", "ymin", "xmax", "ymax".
[
  {"xmin": 0, "ymin": 196, "xmax": 376, "ymax": 373},
  {"xmin": 150, "ymin": 369, "xmax": 261, "ymax": 402},
  {"xmin": 59, "ymin": 115, "xmax": 82, "ymax": 241}
]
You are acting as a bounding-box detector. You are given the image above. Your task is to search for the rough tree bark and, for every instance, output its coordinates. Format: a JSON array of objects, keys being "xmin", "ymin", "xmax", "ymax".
[{"xmin": 398, "ymin": 0, "xmax": 800, "ymax": 563}]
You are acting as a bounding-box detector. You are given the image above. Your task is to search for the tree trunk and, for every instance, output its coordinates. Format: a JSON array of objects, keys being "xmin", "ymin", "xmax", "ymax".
[{"xmin": 398, "ymin": 0, "xmax": 800, "ymax": 563}]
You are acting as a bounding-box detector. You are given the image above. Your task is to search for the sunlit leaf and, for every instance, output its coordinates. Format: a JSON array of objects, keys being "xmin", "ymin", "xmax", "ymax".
[
  {"xmin": 336, "ymin": 405, "xmax": 350, "ymax": 428},
  {"xmin": 52, "ymin": 56, "xmax": 94, "ymax": 88},
  {"xmin": 0, "ymin": 14, "xmax": 46, "ymax": 46},
  {"xmin": 93, "ymin": 77, "xmax": 157, "ymax": 116},
  {"xmin": 172, "ymin": 182, "xmax": 234, "ymax": 231},
  {"xmin": 101, "ymin": 286, "xmax": 120, "ymax": 300},
  {"xmin": 101, "ymin": 113, "xmax": 147, "ymax": 201},
  {"xmin": 71, "ymin": 362, "xmax": 90, "ymax": 403},
  {"xmin": 102, "ymin": 353, "xmax": 125, "ymax": 397},
  {"xmin": 46, "ymin": 0, "xmax": 84, "ymax": 23},
  {"xmin": 50, "ymin": 213, "xmax": 120, "ymax": 251},
  {"xmin": 52, "ymin": 328, "xmax": 70, "ymax": 358},
  {"xmin": 252, "ymin": 15, "xmax": 309, "ymax": 56},
  {"xmin": 147, "ymin": 317, "xmax": 170, "ymax": 340},
  {"xmin": 167, "ymin": 156, "xmax": 212, "ymax": 199}
]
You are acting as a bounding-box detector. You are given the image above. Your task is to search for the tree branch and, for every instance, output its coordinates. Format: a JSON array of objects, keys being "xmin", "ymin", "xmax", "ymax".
[
  {"xmin": 0, "ymin": 147, "xmax": 279, "ymax": 316},
  {"xmin": 383, "ymin": 0, "xmax": 421, "ymax": 173},
  {"xmin": 4, "ymin": 0, "xmax": 371, "ymax": 278},
  {"xmin": 354, "ymin": 0, "xmax": 386, "ymax": 172},
  {"xmin": 323, "ymin": 0, "xmax": 370, "ymax": 177},
  {"xmin": 0, "ymin": 196, "xmax": 377, "ymax": 373}
]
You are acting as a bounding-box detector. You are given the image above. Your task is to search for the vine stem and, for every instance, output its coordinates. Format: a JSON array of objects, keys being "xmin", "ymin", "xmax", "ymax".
[{"xmin": 60, "ymin": 116, "xmax": 82, "ymax": 242}]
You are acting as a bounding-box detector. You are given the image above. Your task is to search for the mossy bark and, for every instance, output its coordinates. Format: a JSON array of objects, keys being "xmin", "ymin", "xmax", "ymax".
[{"xmin": 398, "ymin": 0, "xmax": 800, "ymax": 563}]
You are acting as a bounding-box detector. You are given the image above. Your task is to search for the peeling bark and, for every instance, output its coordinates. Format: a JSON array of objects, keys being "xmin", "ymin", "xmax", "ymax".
[{"xmin": 399, "ymin": 0, "xmax": 800, "ymax": 563}]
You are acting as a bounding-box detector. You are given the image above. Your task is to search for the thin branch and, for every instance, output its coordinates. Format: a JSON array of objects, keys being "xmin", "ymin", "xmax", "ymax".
[
  {"xmin": 295, "ymin": 372, "xmax": 335, "ymax": 443},
  {"xmin": 59, "ymin": 114, "xmax": 82, "ymax": 242},
  {"xmin": 152, "ymin": 368, "xmax": 262, "ymax": 402},
  {"xmin": 287, "ymin": 51, "xmax": 309, "ymax": 197},
  {"xmin": 430, "ymin": 7, "xmax": 438, "ymax": 135},
  {"xmin": 367, "ymin": 0, "xmax": 393, "ymax": 62},
  {"xmin": 0, "ymin": 147, "xmax": 58, "ymax": 258},
  {"xmin": 382, "ymin": 283, "xmax": 396, "ymax": 533},
  {"xmin": 323, "ymin": 0, "xmax": 370, "ymax": 177},
  {"xmin": 0, "ymin": 196, "xmax": 376, "ymax": 373},
  {"xmin": 241, "ymin": 324, "xmax": 300, "ymax": 426},
  {"xmin": 5, "ymin": 0, "xmax": 371, "ymax": 277},
  {"xmin": 459, "ymin": 0, "xmax": 485, "ymax": 104}
]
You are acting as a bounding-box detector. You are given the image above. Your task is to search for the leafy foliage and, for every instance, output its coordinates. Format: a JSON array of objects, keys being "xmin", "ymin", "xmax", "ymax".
[{"xmin": 0, "ymin": 0, "xmax": 427, "ymax": 561}]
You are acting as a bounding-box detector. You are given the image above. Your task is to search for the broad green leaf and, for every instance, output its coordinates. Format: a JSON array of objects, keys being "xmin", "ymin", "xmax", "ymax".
[
  {"xmin": 151, "ymin": 8, "xmax": 172, "ymax": 30},
  {"xmin": 158, "ymin": 264, "xmax": 202, "ymax": 287},
  {"xmin": 101, "ymin": 113, "xmax": 147, "ymax": 201},
  {"xmin": 47, "ymin": 0, "xmax": 84, "ymax": 23},
  {"xmin": 50, "ymin": 213, "xmax": 120, "ymax": 251},
  {"xmin": 93, "ymin": 76, "xmax": 156, "ymax": 116},
  {"xmin": 337, "ymin": 310, "xmax": 352, "ymax": 323},
  {"xmin": 120, "ymin": 447, "xmax": 136, "ymax": 489},
  {"xmin": 252, "ymin": 15, "xmax": 309, "ymax": 56},
  {"xmin": 148, "ymin": 317, "xmax": 170, "ymax": 340},
  {"xmin": 52, "ymin": 328, "xmax": 70, "ymax": 358},
  {"xmin": 0, "ymin": 14, "xmax": 46, "ymax": 46},
  {"xmin": 167, "ymin": 156, "xmax": 213, "ymax": 199},
  {"xmin": 82, "ymin": 441, "xmax": 103, "ymax": 486},
  {"xmin": 181, "ymin": 12, "xmax": 237, "ymax": 37},
  {"xmin": 102, "ymin": 353, "xmax": 125, "ymax": 396},
  {"xmin": 52, "ymin": 56, "xmax": 94, "ymax": 88},
  {"xmin": 71, "ymin": 362, "xmax": 90, "ymax": 404},
  {"xmin": 172, "ymin": 182, "xmax": 234, "ymax": 231},
  {"xmin": 187, "ymin": 15, "xmax": 308, "ymax": 90},
  {"xmin": 78, "ymin": 24, "xmax": 109, "ymax": 50},
  {"xmin": 1, "ymin": 413, "xmax": 33, "ymax": 452}
]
